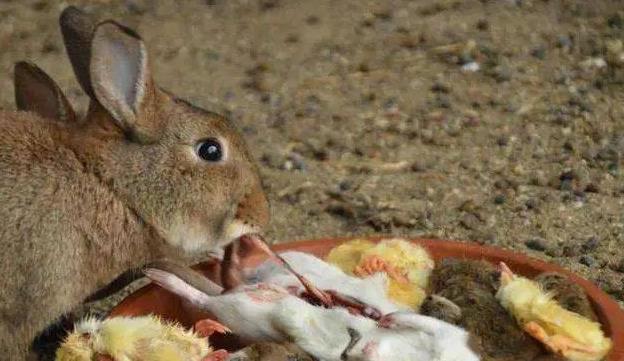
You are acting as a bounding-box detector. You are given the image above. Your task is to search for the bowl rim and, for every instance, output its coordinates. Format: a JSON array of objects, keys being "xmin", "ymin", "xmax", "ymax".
[{"xmin": 111, "ymin": 236, "xmax": 624, "ymax": 360}]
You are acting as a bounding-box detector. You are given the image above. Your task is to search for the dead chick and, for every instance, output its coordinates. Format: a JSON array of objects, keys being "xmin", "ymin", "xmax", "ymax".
[
  {"xmin": 326, "ymin": 238, "xmax": 434, "ymax": 309},
  {"xmin": 423, "ymin": 258, "xmax": 546, "ymax": 361},
  {"xmin": 55, "ymin": 315, "xmax": 225, "ymax": 361},
  {"xmin": 497, "ymin": 263, "xmax": 612, "ymax": 361},
  {"xmin": 534, "ymin": 273, "xmax": 598, "ymax": 321}
]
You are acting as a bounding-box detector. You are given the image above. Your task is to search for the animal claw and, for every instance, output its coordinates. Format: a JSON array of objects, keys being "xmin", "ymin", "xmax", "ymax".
[
  {"xmin": 194, "ymin": 319, "xmax": 231, "ymax": 337},
  {"xmin": 246, "ymin": 234, "xmax": 335, "ymax": 308},
  {"xmin": 325, "ymin": 289, "xmax": 382, "ymax": 320},
  {"xmin": 354, "ymin": 255, "xmax": 409, "ymax": 284},
  {"xmin": 524, "ymin": 321, "xmax": 599, "ymax": 356}
]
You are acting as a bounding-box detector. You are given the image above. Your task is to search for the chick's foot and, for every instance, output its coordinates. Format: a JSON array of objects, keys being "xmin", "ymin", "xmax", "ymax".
[
  {"xmin": 354, "ymin": 255, "xmax": 409, "ymax": 284},
  {"xmin": 194, "ymin": 319, "xmax": 231, "ymax": 337},
  {"xmin": 524, "ymin": 321, "xmax": 600, "ymax": 356}
]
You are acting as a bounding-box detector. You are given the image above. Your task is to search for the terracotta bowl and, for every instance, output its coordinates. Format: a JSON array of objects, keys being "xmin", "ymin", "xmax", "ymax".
[{"xmin": 110, "ymin": 237, "xmax": 624, "ymax": 360}]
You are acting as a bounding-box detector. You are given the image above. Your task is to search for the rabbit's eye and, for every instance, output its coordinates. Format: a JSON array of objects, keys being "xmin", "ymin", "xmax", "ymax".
[{"xmin": 196, "ymin": 139, "xmax": 223, "ymax": 162}]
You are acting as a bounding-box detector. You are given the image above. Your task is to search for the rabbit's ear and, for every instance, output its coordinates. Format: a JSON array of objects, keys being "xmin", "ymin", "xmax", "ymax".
[
  {"xmin": 59, "ymin": 6, "xmax": 97, "ymax": 98},
  {"xmin": 90, "ymin": 21, "xmax": 156, "ymax": 139},
  {"xmin": 14, "ymin": 61, "xmax": 77, "ymax": 123}
]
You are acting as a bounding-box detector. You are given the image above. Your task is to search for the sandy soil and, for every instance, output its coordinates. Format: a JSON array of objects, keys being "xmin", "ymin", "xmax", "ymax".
[{"xmin": 1, "ymin": 0, "xmax": 623, "ymax": 348}]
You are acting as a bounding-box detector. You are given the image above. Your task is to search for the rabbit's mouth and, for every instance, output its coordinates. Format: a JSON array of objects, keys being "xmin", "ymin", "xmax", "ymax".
[{"xmin": 221, "ymin": 219, "xmax": 261, "ymax": 248}]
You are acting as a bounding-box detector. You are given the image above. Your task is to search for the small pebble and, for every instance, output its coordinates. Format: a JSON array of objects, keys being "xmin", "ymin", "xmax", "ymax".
[
  {"xmin": 338, "ymin": 180, "xmax": 353, "ymax": 191},
  {"xmin": 582, "ymin": 237, "xmax": 600, "ymax": 251},
  {"xmin": 559, "ymin": 170, "xmax": 577, "ymax": 181},
  {"xmin": 580, "ymin": 57, "xmax": 607, "ymax": 70},
  {"xmin": 585, "ymin": 183, "xmax": 599, "ymax": 193},
  {"xmin": 525, "ymin": 238, "xmax": 548, "ymax": 251},
  {"xmin": 461, "ymin": 61, "xmax": 480, "ymax": 72},
  {"xmin": 306, "ymin": 15, "xmax": 320, "ymax": 25},
  {"xmin": 476, "ymin": 19, "xmax": 489, "ymax": 31},
  {"xmin": 557, "ymin": 35, "xmax": 573, "ymax": 49},
  {"xmin": 607, "ymin": 163, "xmax": 619, "ymax": 176},
  {"xmin": 580, "ymin": 255, "xmax": 596, "ymax": 267},
  {"xmin": 525, "ymin": 198, "xmax": 539, "ymax": 210},
  {"xmin": 285, "ymin": 34, "xmax": 299, "ymax": 43},
  {"xmin": 259, "ymin": 0, "xmax": 280, "ymax": 11},
  {"xmin": 530, "ymin": 46, "xmax": 546, "ymax": 60},
  {"xmin": 431, "ymin": 81, "xmax": 451, "ymax": 93},
  {"xmin": 496, "ymin": 136, "xmax": 509, "ymax": 146},
  {"xmin": 286, "ymin": 152, "xmax": 306, "ymax": 171},
  {"xmin": 460, "ymin": 213, "xmax": 481, "ymax": 231}
]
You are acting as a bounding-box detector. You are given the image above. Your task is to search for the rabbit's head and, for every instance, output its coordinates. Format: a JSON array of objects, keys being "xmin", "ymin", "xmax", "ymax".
[{"xmin": 60, "ymin": 7, "xmax": 269, "ymax": 257}]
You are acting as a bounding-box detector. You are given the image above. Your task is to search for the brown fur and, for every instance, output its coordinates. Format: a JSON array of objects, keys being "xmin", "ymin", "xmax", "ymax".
[{"xmin": 0, "ymin": 7, "xmax": 268, "ymax": 359}]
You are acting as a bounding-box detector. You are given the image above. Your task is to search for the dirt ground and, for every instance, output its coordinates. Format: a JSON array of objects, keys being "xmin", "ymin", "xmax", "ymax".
[{"xmin": 1, "ymin": 0, "xmax": 623, "ymax": 333}]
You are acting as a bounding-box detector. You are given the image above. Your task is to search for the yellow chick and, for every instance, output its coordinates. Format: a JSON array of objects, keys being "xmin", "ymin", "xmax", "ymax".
[
  {"xmin": 56, "ymin": 315, "xmax": 214, "ymax": 361},
  {"xmin": 496, "ymin": 262, "xmax": 612, "ymax": 361},
  {"xmin": 326, "ymin": 238, "xmax": 434, "ymax": 309}
]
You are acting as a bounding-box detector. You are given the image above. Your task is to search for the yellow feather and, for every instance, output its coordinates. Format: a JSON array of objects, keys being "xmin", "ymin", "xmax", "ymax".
[
  {"xmin": 326, "ymin": 238, "xmax": 375, "ymax": 274},
  {"xmin": 55, "ymin": 332, "xmax": 93, "ymax": 361},
  {"xmin": 56, "ymin": 315, "xmax": 211, "ymax": 361},
  {"xmin": 360, "ymin": 238, "xmax": 434, "ymax": 289}
]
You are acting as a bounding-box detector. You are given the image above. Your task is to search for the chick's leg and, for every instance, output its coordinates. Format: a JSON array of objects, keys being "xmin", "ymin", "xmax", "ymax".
[
  {"xmin": 524, "ymin": 321, "xmax": 598, "ymax": 356},
  {"xmin": 354, "ymin": 255, "xmax": 409, "ymax": 284},
  {"xmin": 324, "ymin": 290, "xmax": 382, "ymax": 320},
  {"xmin": 243, "ymin": 234, "xmax": 334, "ymax": 307}
]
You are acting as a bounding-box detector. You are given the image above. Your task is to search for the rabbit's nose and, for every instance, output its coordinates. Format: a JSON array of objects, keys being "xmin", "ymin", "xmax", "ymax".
[{"xmin": 234, "ymin": 178, "xmax": 270, "ymax": 232}]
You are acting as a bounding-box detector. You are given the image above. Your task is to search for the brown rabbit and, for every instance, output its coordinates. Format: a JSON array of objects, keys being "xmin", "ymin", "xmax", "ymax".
[
  {"xmin": 0, "ymin": 6, "xmax": 269, "ymax": 360},
  {"xmin": 15, "ymin": 62, "xmax": 146, "ymax": 306}
]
